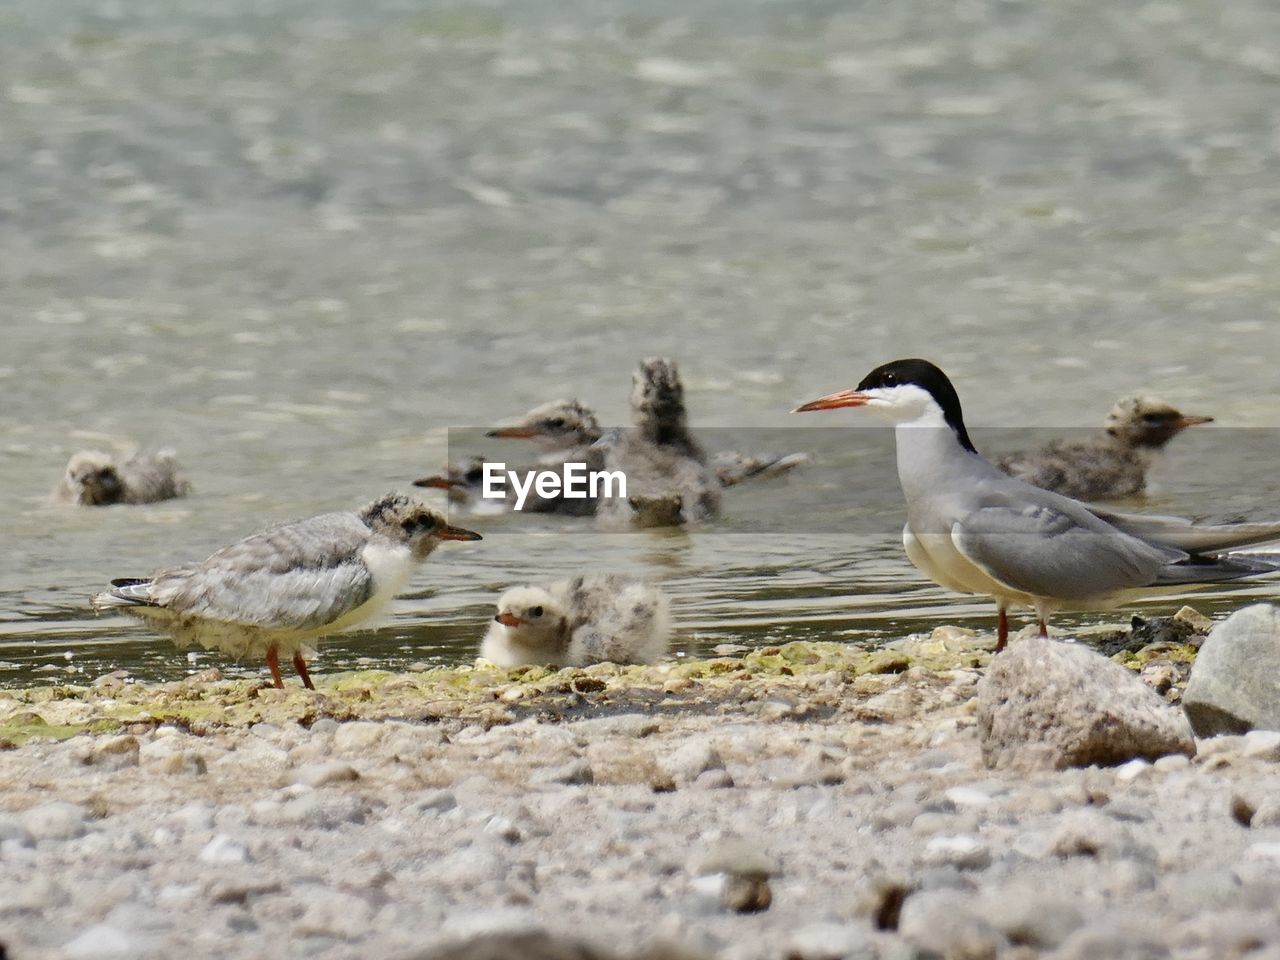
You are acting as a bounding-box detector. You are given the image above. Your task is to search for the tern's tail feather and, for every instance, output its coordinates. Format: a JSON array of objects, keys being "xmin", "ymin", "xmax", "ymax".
[
  {"xmin": 92, "ymin": 578, "xmax": 156, "ymax": 612},
  {"xmin": 1154, "ymin": 552, "xmax": 1280, "ymax": 587},
  {"xmin": 1091, "ymin": 509, "xmax": 1280, "ymax": 553},
  {"xmin": 711, "ymin": 450, "xmax": 812, "ymax": 487}
]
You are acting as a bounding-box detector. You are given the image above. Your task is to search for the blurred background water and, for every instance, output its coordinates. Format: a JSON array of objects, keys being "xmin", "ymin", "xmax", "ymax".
[{"xmin": 3, "ymin": 0, "xmax": 1280, "ymax": 685}]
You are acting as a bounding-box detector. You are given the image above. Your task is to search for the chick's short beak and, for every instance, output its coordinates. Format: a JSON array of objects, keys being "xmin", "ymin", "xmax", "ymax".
[
  {"xmin": 437, "ymin": 523, "xmax": 482, "ymax": 542},
  {"xmin": 494, "ymin": 612, "xmax": 523, "ymax": 627},
  {"xmin": 486, "ymin": 427, "xmax": 539, "ymax": 439}
]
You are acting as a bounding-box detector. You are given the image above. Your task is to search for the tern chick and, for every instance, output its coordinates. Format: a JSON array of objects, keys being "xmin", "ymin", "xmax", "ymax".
[
  {"xmin": 481, "ymin": 574, "xmax": 671, "ymax": 667},
  {"xmin": 795, "ymin": 359, "xmax": 1280, "ymax": 650},
  {"xmin": 996, "ymin": 395, "xmax": 1212, "ymax": 500},
  {"xmin": 594, "ymin": 359, "xmax": 721, "ymax": 526},
  {"xmin": 92, "ymin": 493, "xmax": 481, "ymax": 688},
  {"xmin": 415, "ymin": 401, "xmax": 604, "ymax": 515},
  {"xmin": 52, "ymin": 450, "xmax": 191, "ymax": 506}
]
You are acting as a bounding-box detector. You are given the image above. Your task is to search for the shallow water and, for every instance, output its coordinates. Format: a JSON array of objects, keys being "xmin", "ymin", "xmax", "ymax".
[{"xmin": 3, "ymin": 0, "xmax": 1280, "ymax": 685}]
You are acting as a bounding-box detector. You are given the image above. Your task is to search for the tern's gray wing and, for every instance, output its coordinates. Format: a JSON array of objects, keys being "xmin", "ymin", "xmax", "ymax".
[
  {"xmin": 151, "ymin": 512, "xmax": 375, "ymax": 630},
  {"xmin": 951, "ymin": 493, "xmax": 1185, "ymax": 601},
  {"xmin": 1086, "ymin": 507, "xmax": 1280, "ymax": 554}
]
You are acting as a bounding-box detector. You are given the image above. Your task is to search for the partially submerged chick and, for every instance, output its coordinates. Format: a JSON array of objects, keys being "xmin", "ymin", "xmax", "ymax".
[
  {"xmin": 593, "ymin": 359, "xmax": 722, "ymax": 526},
  {"xmin": 996, "ymin": 395, "xmax": 1212, "ymax": 501},
  {"xmin": 481, "ymin": 574, "xmax": 671, "ymax": 668},
  {"xmin": 52, "ymin": 449, "xmax": 191, "ymax": 506},
  {"xmin": 414, "ymin": 401, "xmax": 604, "ymax": 515}
]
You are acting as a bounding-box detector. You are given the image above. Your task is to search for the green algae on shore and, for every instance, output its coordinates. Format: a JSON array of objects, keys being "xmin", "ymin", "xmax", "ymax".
[
  {"xmin": 0, "ymin": 630, "xmax": 1198, "ymax": 746},
  {"xmin": 0, "ymin": 641, "xmax": 928, "ymax": 746}
]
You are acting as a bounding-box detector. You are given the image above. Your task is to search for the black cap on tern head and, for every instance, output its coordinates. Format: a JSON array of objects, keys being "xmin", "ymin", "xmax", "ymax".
[{"xmin": 857, "ymin": 358, "xmax": 977, "ymax": 454}]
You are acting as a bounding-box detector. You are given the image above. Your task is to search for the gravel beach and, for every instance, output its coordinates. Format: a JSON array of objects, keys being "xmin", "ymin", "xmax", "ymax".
[{"xmin": 2, "ymin": 630, "xmax": 1280, "ymax": 960}]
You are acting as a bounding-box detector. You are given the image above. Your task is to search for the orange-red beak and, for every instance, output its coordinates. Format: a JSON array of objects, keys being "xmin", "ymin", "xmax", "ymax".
[
  {"xmin": 1172, "ymin": 415, "xmax": 1213, "ymax": 429},
  {"xmin": 485, "ymin": 427, "xmax": 539, "ymax": 439},
  {"xmin": 414, "ymin": 475, "xmax": 458, "ymax": 490},
  {"xmin": 793, "ymin": 388, "xmax": 871, "ymax": 413},
  {"xmin": 494, "ymin": 612, "xmax": 523, "ymax": 627},
  {"xmin": 437, "ymin": 523, "xmax": 482, "ymax": 542}
]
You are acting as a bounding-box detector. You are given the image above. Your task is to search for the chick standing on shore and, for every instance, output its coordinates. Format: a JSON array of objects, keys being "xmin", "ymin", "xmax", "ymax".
[
  {"xmin": 481, "ymin": 574, "xmax": 671, "ymax": 667},
  {"xmin": 92, "ymin": 493, "xmax": 481, "ymax": 688}
]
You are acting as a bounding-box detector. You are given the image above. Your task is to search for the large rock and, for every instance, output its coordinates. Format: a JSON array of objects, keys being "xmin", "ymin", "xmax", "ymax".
[
  {"xmin": 976, "ymin": 638, "xmax": 1195, "ymax": 770},
  {"xmin": 1183, "ymin": 604, "xmax": 1280, "ymax": 737}
]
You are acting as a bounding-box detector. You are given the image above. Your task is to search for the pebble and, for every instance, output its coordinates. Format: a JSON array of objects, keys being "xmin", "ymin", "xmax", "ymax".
[
  {"xmin": 87, "ymin": 735, "xmax": 141, "ymax": 769},
  {"xmin": 272, "ymin": 794, "xmax": 368, "ymax": 828},
  {"xmin": 661, "ymin": 739, "xmax": 725, "ymax": 784},
  {"xmin": 533, "ymin": 759, "xmax": 594, "ymax": 786},
  {"xmin": 570, "ymin": 713, "xmax": 660, "ymax": 739},
  {"xmin": 1251, "ymin": 797, "xmax": 1280, "ymax": 828},
  {"xmin": 786, "ymin": 922, "xmax": 875, "ymax": 960},
  {"xmin": 923, "ymin": 835, "xmax": 992, "ymax": 870},
  {"xmin": 292, "ymin": 761, "xmax": 359, "ymax": 787},
  {"xmin": 944, "ymin": 785, "xmax": 994, "ymax": 808},
  {"xmin": 691, "ymin": 769, "xmax": 735, "ymax": 790},
  {"xmin": 1115, "ymin": 758, "xmax": 1152, "ymax": 782},
  {"xmin": 979, "ymin": 889, "xmax": 1084, "ymax": 949},
  {"xmin": 24, "ymin": 801, "xmax": 89, "ymax": 841},
  {"xmin": 332, "ymin": 721, "xmax": 386, "ymax": 753},
  {"xmin": 293, "ymin": 887, "xmax": 376, "ymax": 939},
  {"xmin": 898, "ymin": 889, "xmax": 1006, "ymax": 959},
  {"xmin": 1054, "ymin": 921, "xmax": 1168, "ymax": 960},
  {"xmin": 63, "ymin": 924, "xmax": 136, "ymax": 959},
  {"xmin": 198, "ymin": 834, "xmax": 251, "ymax": 864},
  {"xmin": 415, "ymin": 790, "xmax": 459, "ymax": 815},
  {"xmin": 0, "ymin": 813, "xmax": 34, "ymax": 846},
  {"xmin": 1241, "ymin": 729, "xmax": 1280, "ymax": 761}
]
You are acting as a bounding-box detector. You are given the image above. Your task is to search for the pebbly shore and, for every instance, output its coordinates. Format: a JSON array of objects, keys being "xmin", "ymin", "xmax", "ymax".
[{"xmin": 1, "ymin": 629, "xmax": 1279, "ymax": 960}]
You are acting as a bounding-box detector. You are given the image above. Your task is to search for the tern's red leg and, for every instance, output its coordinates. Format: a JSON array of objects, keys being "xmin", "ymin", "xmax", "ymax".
[
  {"xmin": 292, "ymin": 652, "xmax": 316, "ymax": 691},
  {"xmin": 995, "ymin": 608, "xmax": 1009, "ymax": 653},
  {"xmin": 265, "ymin": 646, "xmax": 285, "ymax": 689},
  {"xmin": 1038, "ymin": 618, "xmax": 1048, "ymax": 638}
]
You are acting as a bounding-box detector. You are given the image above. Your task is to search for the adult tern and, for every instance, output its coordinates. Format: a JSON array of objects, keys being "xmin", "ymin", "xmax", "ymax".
[{"xmin": 794, "ymin": 358, "xmax": 1280, "ymax": 650}]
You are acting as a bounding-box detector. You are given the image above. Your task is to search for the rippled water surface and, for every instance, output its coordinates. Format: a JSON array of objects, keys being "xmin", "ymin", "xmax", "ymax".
[{"xmin": 4, "ymin": 0, "xmax": 1280, "ymax": 684}]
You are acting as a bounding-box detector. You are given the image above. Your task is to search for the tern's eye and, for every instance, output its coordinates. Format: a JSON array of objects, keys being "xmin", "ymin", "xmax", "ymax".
[
  {"xmin": 530, "ymin": 606, "xmax": 543, "ymax": 618},
  {"xmin": 1142, "ymin": 413, "xmax": 1169, "ymax": 423},
  {"xmin": 545, "ymin": 418, "xmax": 565, "ymax": 429},
  {"xmin": 464, "ymin": 467, "xmax": 483, "ymax": 483}
]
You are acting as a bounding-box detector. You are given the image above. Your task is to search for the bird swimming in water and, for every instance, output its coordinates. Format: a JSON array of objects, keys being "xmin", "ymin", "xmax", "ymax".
[
  {"xmin": 794, "ymin": 359, "xmax": 1280, "ymax": 650},
  {"xmin": 593, "ymin": 358, "xmax": 722, "ymax": 526},
  {"xmin": 414, "ymin": 403, "xmax": 603, "ymax": 516},
  {"xmin": 480, "ymin": 574, "xmax": 671, "ymax": 667},
  {"xmin": 995, "ymin": 395, "xmax": 1213, "ymax": 500},
  {"xmin": 52, "ymin": 449, "xmax": 191, "ymax": 506},
  {"xmin": 92, "ymin": 493, "xmax": 481, "ymax": 688},
  {"xmin": 485, "ymin": 398, "xmax": 603, "ymax": 455},
  {"xmin": 417, "ymin": 366, "xmax": 807, "ymax": 513}
]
